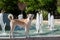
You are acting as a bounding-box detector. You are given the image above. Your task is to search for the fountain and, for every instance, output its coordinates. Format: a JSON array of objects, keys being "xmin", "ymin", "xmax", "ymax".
[
  {"xmin": 35, "ymin": 10, "xmax": 43, "ymax": 34},
  {"xmin": 49, "ymin": 15, "xmax": 56, "ymax": 31},
  {"xmin": 0, "ymin": 13, "xmax": 7, "ymax": 36},
  {"xmin": 18, "ymin": 14, "xmax": 23, "ymax": 20},
  {"xmin": 1, "ymin": 23, "xmax": 6, "ymax": 35},
  {"xmin": 48, "ymin": 13, "xmax": 51, "ymax": 28},
  {"xmin": 35, "ymin": 13, "xmax": 40, "ymax": 33},
  {"xmin": 0, "ymin": 11, "xmax": 58, "ymax": 37},
  {"xmin": 39, "ymin": 11, "xmax": 43, "ymax": 33}
]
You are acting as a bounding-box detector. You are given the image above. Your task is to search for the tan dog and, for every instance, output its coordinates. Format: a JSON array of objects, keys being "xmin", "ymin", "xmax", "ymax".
[{"xmin": 8, "ymin": 14, "xmax": 34, "ymax": 38}]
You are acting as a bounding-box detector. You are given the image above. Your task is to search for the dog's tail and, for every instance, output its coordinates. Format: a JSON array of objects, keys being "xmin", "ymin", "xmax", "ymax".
[{"xmin": 8, "ymin": 14, "xmax": 14, "ymax": 20}]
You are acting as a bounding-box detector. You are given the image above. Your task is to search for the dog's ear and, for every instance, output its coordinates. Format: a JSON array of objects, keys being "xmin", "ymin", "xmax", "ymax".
[
  {"xmin": 27, "ymin": 14, "xmax": 34, "ymax": 19},
  {"xmin": 27, "ymin": 14, "xmax": 31, "ymax": 17}
]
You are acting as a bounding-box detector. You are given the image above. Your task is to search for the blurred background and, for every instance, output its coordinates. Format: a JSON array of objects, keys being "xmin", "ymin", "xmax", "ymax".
[{"xmin": 0, "ymin": 0, "xmax": 60, "ymax": 30}]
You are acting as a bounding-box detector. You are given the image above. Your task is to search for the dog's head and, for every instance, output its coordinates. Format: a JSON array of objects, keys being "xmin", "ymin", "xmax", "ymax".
[{"xmin": 27, "ymin": 14, "xmax": 34, "ymax": 20}]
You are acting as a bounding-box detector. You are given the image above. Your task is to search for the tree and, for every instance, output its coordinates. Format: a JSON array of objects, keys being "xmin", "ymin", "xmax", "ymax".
[
  {"xmin": 18, "ymin": 0, "xmax": 57, "ymax": 14},
  {"xmin": 42, "ymin": 0, "xmax": 57, "ymax": 15},
  {"xmin": 0, "ymin": 0, "xmax": 4, "ymax": 9},
  {"xmin": 0, "ymin": 0, "xmax": 57, "ymax": 17},
  {"xmin": 0, "ymin": 0, "xmax": 21, "ymax": 18}
]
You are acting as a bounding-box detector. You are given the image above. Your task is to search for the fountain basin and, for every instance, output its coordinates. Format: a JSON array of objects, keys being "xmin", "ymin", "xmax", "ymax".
[{"xmin": 0, "ymin": 23, "xmax": 60, "ymax": 38}]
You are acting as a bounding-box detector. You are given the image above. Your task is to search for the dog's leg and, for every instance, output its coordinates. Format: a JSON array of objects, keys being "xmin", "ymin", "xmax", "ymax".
[
  {"xmin": 25, "ymin": 25, "xmax": 29, "ymax": 38},
  {"xmin": 10, "ymin": 22, "xmax": 15, "ymax": 38}
]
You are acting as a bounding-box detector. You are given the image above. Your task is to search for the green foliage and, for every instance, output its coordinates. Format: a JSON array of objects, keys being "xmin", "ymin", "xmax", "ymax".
[
  {"xmin": 18, "ymin": 0, "xmax": 41, "ymax": 13},
  {"xmin": 43, "ymin": 11, "xmax": 48, "ymax": 20},
  {"xmin": 57, "ymin": 0, "xmax": 60, "ymax": 6},
  {"xmin": 0, "ymin": 0, "xmax": 18, "ymax": 13},
  {"xmin": 0, "ymin": 0, "xmax": 57, "ymax": 15},
  {"xmin": 57, "ymin": 6, "xmax": 60, "ymax": 14},
  {"xmin": 0, "ymin": 0, "xmax": 4, "ymax": 9},
  {"xmin": 18, "ymin": 0, "xmax": 57, "ymax": 13}
]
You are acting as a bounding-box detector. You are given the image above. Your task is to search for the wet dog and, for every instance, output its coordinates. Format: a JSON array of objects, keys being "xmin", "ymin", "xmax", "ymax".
[{"xmin": 8, "ymin": 14, "xmax": 34, "ymax": 38}]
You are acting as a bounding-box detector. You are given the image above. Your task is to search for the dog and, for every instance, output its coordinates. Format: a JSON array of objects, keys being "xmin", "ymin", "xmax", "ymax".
[{"xmin": 8, "ymin": 14, "xmax": 34, "ymax": 38}]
